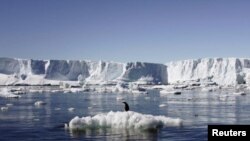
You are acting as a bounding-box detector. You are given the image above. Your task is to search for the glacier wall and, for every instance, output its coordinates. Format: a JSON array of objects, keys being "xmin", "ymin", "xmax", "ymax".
[
  {"xmin": 0, "ymin": 58, "xmax": 20, "ymax": 75},
  {"xmin": 167, "ymin": 58, "xmax": 249, "ymax": 86},
  {"xmin": 0, "ymin": 57, "xmax": 249, "ymax": 86},
  {"xmin": 123, "ymin": 62, "xmax": 167, "ymax": 84},
  {"xmin": 0, "ymin": 58, "xmax": 167, "ymax": 85},
  {"xmin": 45, "ymin": 60, "xmax": 89, "ymax": 81}
]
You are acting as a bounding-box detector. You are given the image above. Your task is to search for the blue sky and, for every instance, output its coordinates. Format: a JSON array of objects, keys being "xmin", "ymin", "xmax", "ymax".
[{"xmin": 0, "ymin": 0, "xmax": 249, "ymax": 63}]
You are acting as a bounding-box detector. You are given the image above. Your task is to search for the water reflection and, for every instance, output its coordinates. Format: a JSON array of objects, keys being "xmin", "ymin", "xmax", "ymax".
[{"xmin": 69, "ymin": 128, "xmax": 158, "ymax": 141}]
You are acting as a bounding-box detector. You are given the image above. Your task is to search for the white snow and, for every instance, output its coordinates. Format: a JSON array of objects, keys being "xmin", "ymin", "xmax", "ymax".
[{"xmin": 67, "ymin": 111, "xmax": 182, "ymax": 130}]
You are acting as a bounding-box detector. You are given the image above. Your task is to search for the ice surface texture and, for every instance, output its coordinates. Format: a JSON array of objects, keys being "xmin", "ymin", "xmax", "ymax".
[{"xmin": 68, "ymin": 111, "xmax": 182, "ymax": 130}]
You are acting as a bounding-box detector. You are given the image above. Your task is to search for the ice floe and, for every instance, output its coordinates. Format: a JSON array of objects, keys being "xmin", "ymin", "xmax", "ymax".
[{"xmin": 66, "ymin": 111, "xmax": 182, "ymax": 131}]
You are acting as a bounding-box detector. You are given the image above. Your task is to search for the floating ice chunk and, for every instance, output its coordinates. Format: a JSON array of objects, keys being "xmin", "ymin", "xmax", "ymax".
[
  {"xmin": 131, "ymin": 90, "xmax": 148, "ymax": 94},
  {"xmin": 68, "ymin": 107, "xmax": 75, "ymax": 112},
  {"xmin": 1, "ymin": 107, "xmax": 8, "ymax": 111},
  {"xmin": 34, "ymin": 118, "xmax": 40, "ymax": 121},
  {"xmin": 233, "ymin": 92, "xmax": 246, "ymax": 96},
  {"xmin": 65, "ymin": 123, "xmax": 69, "ymax": 129},
  {"xmin": 159, "ymin": 104, "xmax": 167, "ymax": 108},
  {"xmin": 116, "ymin": 96, "xmax": 125, "ymax": 101},
  {"xmin": 34, "ymin": 101, "xmax": 46, "ymax": 106},
  {"xmin": 201, "ymin": 86, "xmax": 219, "ymax": 92},
  {"xmin": 0, "ymin": 88, "xmax": 21, "ymax": 98},
  {"xmin": 160, "ymin": 90, "xmax": 181, "ymax": 95},
  {"xmin": 67, "ymin": 111, "xmax": 182, "ymax": 130},
  {"xmin": 6, "ymin": 103, "xmax": 13, "ymax": 107},
  {"xmin": 218, "ymin": 94, "xmax": 231, "ymax": 101},
  {"xmin": 55, "ymin": 108, "xmax": 61, "ymax": 111},
  {"xmin": 201, "ymin": 88, "xmax": 213, "ymax": 92}
]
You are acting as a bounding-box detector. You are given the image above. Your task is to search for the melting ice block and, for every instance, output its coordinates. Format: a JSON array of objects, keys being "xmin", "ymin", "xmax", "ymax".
[{"xmin": 67, "ymin": 111, "xmax": 182, "ymax": 130}]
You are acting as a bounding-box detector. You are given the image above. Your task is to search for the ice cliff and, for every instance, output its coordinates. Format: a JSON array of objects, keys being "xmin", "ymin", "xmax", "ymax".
[
  {"xmin": 167, "ymin": 58, "xmax": 250, "ymax": 86},
  {"xmin": 0, "ymin": 58, "xmax": 167, "ymax": 85},
  {"xmin": 0, "ymin": 57, "xmax": 249, "ymax": 86}
]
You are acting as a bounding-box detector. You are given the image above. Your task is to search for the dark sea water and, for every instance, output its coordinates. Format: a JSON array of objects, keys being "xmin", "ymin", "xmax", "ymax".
[{"xmin": 0, "ymin": 90, "xmax": 249, "ymax": 141}]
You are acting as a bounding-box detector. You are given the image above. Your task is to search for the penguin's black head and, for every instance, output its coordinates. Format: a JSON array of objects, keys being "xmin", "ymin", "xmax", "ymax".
[{"xmin": 122, "ymin": 102, "xmax": 129, "ymax": 111}]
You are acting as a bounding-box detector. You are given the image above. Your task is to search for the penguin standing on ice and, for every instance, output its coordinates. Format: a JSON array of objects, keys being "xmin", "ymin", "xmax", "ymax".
[{"xmin": 122, "ymin": 102, "xmax": 129, "ymax": 111}]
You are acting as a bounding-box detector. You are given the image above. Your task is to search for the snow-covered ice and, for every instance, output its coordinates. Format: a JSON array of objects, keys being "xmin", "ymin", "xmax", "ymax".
[{"xmin": 67, "ymin": 111, "xmax": 182, "ymax": 130}]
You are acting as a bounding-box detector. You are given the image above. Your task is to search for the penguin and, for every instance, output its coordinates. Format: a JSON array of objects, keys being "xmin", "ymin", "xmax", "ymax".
[{"xmin": 122, "ymin": 102, "xmax": 129, "ymax": 111}]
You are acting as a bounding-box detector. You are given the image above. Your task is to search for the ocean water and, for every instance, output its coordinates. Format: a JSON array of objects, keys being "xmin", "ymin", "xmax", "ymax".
[{"xmin": 0, "ymin": 89, "xmax": 249, "ymax": 141}]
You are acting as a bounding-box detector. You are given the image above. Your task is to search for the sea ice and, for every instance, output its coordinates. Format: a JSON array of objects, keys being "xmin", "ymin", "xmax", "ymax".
[
  {"xmin": 0, "ymin": 88, "xmax": 21, "ymax": 98},
  {"xmin": 67, "ymin": 111, "xmax": 182, "ymax": 130}
]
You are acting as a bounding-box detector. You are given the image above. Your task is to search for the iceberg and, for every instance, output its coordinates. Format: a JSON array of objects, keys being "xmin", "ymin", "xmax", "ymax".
[
  {"xmin": 0, "ymin": 57, "xmax": 250, "ymax": 86},
  {"xmin": 0, "ymin": 57, "xmax": 168, "ymax": 86},
  {"xmin": 67, "ymin": 111, "xmax": 182, "ymax": 131},
  {"xmin": 167, "ymin": 58, "xmax": 249, "ymax": 86}
]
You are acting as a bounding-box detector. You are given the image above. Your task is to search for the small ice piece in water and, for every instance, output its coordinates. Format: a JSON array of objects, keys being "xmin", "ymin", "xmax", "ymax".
[
  {"xmin": 233, "ymin": 92, "xmax": 246, "ymax": 96},
  {"xmin": 160, "ymin": 90, "xmax": 181, "ymax": 95},
  {"xmin": 116, "ymin": 96, "xmax": 125, "ymax": 101},
  {"xmin": 34, "ymin": 101, "xmax": 46, "ymax": 106},
  {"xmin": 145, "ymin": 97, "xmax": 150, "ymax": 100},
  {"xmin": 68, "ymin": 107, "xmax": 75, "ymax": 112},
  {"xmin": 88, "ymin": 107, "xmax": 93, "ymax": 109},
  {"xmin": 1, "ymin": 107, "xmax": 8, "ymax": 111},
  {"xmin": 0, "ymin": 88, "xmax": 21, "ymax": 98},
  {"xmin": 159, "ymin": 104, "xmax": 167, "ymax": 108},
  {"xmin": 218, "ymin": 94, "xmax": 230, "ymax": 101},
  {"xmin": 64, "ymin": 123, "xmax": 69, "ymax": 129},
  {"xmin": 6, "ymin": 103, "xmax": 13, "ymax": 107},
  {"xmin": 34, "ymin": 118, "xmax": 40, "ymax": 121},
  {"xmin": 55, "ymin": 108, "xmax": 61, "ymax": 111}
]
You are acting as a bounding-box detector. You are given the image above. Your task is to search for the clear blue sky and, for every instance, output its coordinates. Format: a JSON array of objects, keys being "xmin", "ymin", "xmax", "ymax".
[{"xmin": 0, "ymin": 0, "xmax": 249, "ymax": 63}]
